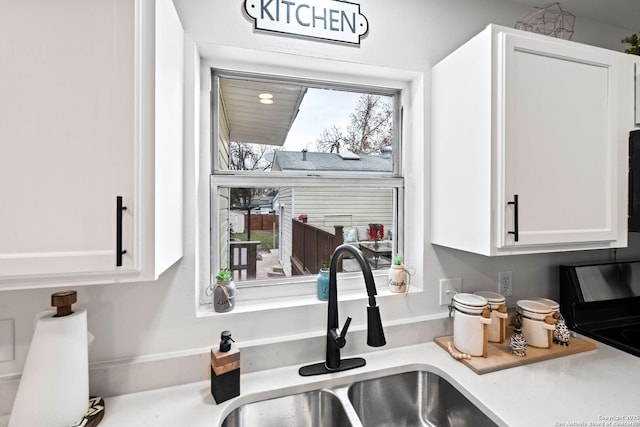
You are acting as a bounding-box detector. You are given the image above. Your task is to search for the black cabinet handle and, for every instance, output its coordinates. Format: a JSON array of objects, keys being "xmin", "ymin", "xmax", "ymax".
[
  {"xmin": 630, "ymin": 167, "xmax": 635, "ymax": 218},
  {"xmin": 508, "ymin": 194, "xmax": 519, "ymax": 242},
  {"xmin": 116, "ymin": 196, "xmax": 127, "ymax": 267}
]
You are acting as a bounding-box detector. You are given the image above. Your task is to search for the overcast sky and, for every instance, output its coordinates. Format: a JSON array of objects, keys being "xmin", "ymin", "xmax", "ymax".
[{"xmin": 281, "ymin": 88, "xmax": 361, "ymax": 152}]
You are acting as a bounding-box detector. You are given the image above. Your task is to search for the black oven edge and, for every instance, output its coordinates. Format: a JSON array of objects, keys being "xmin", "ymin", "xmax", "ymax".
[{"xmin": 560, "ymin": 261, "xmax": 640, "ymax": 358}]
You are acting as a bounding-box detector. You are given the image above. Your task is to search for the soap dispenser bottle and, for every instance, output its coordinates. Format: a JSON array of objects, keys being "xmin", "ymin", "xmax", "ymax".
[{"xmin": 210, "ymin": 330, "xmax": 240, "ymax": 403}]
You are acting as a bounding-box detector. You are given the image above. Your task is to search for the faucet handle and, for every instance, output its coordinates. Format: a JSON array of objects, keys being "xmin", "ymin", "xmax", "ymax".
[
  {"xmin": 339, "ymin": 317, "xmax": 352, "ymax": 342},
  {"xmin": 330, "ymin": 316, "xmax": 352, "ymax": 349}
]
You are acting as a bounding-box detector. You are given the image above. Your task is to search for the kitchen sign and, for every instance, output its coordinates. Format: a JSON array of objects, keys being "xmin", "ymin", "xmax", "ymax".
[{"xmin": 244, "ymin": 0, "xmax": 369, "ymax": 45}]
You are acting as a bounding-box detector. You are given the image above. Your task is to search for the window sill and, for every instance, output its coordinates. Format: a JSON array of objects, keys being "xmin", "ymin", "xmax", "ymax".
[{"xmin": 196, "ymin": 272, "xmax": 421, "ymax": 318}]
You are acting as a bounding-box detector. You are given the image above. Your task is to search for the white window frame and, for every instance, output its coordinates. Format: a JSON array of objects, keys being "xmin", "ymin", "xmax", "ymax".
[
  {"xmin": 195, "ymin": 50, "xmax": 425, "ymax": 315},
  {"xmin": 211, "ymin": 176, "xmax": 404, "ymax": 290},
  {"xmin": 211, "ymin": 73, "xmax": 403, "ymax": 283}
]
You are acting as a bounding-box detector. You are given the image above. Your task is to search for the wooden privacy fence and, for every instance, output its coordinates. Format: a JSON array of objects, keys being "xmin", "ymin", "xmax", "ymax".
[
  {"xmin": 245, "ymin": 213, "xmax": 278, "ymax": 231},
  {"xmin": 291, "ymin": 218, "xmax": 344, "ymax": 275}
]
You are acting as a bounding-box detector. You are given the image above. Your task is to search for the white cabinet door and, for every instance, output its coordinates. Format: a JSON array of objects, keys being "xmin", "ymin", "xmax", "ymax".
[
  {"xmin": 431, "ymin": 25, "xmax": 633, "ymax": 256},
  {"xmin": 0, "ymin": 0, "xmax": 183, "ymax": 288},
  {"xmin": 0, "ymin": 0, "xmax": 135, "ymax": 279},
  {"xmin": 498, "ymin": 32, "xmax": 624, "ymax": 248}
]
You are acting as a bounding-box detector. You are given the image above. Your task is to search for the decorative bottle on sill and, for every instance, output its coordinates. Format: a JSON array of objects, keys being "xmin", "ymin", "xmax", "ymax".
[
  {"xmin": 214, "ymin": 268, "xmax": 235, "ymax": 313},
  {"xmin": 317, "ymin": 264, "xmax": 329, "ymax": 301}
]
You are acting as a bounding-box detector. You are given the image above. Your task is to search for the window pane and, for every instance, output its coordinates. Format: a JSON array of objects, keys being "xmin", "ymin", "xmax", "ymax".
[
  {"xmin": 216, "ymin": 75, "xmax": 395, "ymax": 174},
  {"xmin": 217, "ymin": 186, "xmax": 397, "ymax": 283}
]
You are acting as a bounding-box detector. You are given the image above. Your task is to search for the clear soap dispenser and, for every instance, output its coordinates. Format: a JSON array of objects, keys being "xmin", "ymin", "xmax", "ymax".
[{"xmin": 210, "ymin": 330, "xmax": 240, "ymax": 403}]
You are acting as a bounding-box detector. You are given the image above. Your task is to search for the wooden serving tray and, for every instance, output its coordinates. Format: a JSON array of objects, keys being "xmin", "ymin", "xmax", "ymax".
[{"xmin": 434, "ymin": 330, "xmax": 597, "ymax": 374}]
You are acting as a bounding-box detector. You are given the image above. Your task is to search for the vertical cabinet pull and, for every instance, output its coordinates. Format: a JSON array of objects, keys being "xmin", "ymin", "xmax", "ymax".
[
  {"xmin": 116, "ymin": 196, "xmax": 127, "ymax": 267},
  {"xmin": 508, "ymin": 194, "xmax": 519, "ymax": 242},
  {"xmin": 630, "ymin": 168, "xmax": 635, "ymax": 218}
]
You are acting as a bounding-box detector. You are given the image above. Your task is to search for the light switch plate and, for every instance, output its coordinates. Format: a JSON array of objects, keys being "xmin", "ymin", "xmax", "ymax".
[{"xmin": 0, "ymin": 319, "xmax": 15, "ymax": 362}]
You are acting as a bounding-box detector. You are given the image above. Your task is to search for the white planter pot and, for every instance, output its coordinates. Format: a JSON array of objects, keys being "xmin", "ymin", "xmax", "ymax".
[{"xmin": 388, "ymin": 264, "xmax": 408, "ymax": 293}]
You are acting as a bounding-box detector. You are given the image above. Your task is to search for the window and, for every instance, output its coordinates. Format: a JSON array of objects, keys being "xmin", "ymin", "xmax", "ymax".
[{"xmin": 210, "ymin": 70, "xmax": 403, "ymax": 297}]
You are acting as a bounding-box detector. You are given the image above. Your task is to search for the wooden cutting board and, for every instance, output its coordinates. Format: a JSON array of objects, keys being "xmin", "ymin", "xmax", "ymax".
[{"xmin": 434, "ymin": 330, "xmax": 597, "ymax": 374}]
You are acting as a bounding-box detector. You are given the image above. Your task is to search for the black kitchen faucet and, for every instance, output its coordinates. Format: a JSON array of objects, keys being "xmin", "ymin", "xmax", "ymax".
[{"xmin": 299, "ymin": 244, "xmax": 386, "ymax": 376}]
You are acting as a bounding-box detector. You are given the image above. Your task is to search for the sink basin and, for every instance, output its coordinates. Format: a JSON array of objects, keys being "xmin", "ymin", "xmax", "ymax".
[
  {"xmin": 348, "ymin": 371, "xmax": 497, "ymax": 427},
  {"xmin": 221, "ymin": 389, "xmax": 350, "ymax": 427},
  {"xmin": 221, "ymin": 370, "xmax": 499, "ymax": 427}
]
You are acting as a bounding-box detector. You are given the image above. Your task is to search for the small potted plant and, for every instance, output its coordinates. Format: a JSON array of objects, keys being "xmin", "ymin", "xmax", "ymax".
[
  {"xmin": 388, "ymin": 255, "xmax": 408, "ymax": 293},
  {"xmin": 213, "ymin": 268, "xmax": 235, "ymax": 312}
]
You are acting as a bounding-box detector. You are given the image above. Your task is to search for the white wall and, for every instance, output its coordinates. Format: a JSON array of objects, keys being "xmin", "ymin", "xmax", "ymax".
[{"xmin": 1, "ymin": 0, "xmax": 638, "ymax": 382}]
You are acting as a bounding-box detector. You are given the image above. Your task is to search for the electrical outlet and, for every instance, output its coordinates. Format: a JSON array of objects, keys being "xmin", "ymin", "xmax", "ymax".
[
  {"xmin": 439, "ymin": 278, "xmax": 462, "ymax": 306},
  {"xmin": 498, "ymin": 271, "xmax": 513, "ymax": 297}
]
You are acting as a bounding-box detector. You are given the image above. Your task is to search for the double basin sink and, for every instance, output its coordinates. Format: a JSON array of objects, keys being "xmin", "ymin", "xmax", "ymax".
[{"xmin": 221, "ymin": 370, "xmax": 498, "ymax": 427}]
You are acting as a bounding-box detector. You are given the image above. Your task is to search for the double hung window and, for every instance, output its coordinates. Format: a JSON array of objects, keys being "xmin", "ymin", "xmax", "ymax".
[{"xmin": 211, "ymin": 70, "xmax": 403, "ymax": 294}]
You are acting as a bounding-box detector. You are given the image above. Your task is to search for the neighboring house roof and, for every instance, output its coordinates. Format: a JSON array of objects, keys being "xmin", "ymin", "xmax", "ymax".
[
  {"xmin": 248, "ymin": 196, "xmax": 274, "ymax": 209},
  {"xmin": 231, "ymin": 196, "xmax": 274, "ymax": 210},
  {"xmin": 272, "ymin": 150, "xmax": 392, "ymax": 172}
]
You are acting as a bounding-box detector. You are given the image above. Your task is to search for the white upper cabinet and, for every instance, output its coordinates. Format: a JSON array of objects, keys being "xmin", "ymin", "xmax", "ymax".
[
  {"xmin": 431, "ymin": 24, "xmax": 636, "ymax": 256},
  {"xmin": 0, "ymin": 0, "xmax": 183, "ymax": 289}
]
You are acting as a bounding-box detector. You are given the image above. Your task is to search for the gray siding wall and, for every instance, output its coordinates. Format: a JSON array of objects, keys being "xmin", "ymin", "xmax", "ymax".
[
  {"xmin": 280, "ymin": 186, "xmax": 393, "ymax": 276},
  {"xmin": 277, "ymin": 187, "xmax": 294, "ymax": 276},
  {"xmin": 294, "ymin": 188, "xmax": 394, "ymax": 231}
]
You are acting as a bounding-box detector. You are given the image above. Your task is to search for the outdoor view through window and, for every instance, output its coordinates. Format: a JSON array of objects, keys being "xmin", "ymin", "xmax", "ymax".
[{"xmin": 212, "ymin": 73, "xmax": 401, "ymax": 286}]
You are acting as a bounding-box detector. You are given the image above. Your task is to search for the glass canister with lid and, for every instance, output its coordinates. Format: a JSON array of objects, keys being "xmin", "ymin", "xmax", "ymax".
[
  {"xmin": 452, "ymin": 293, "xmax": 492, "ymax": 357},
  {"xmin": 516, "ymin": 299, "xmax": 556, "ymax": 348},
  {"xmin": 474, "ymin": 291, "xmax": 508, "ymax": 343}
]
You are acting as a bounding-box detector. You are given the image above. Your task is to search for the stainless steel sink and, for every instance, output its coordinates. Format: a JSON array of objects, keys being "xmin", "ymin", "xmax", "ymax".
[
  {"xmin": 221, "ymin": 389, "xmax": 351, "ymax": 427},
  {"xmin": 348, "ymin": 371, "xmax": 497, "ymax": 427},
  {"xmin": 221, "ymin": 370, "xmax": 499, "ymax": 427}
]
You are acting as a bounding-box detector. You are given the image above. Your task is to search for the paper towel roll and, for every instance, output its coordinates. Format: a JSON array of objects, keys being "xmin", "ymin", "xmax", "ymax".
[{"xmin": 9, "ymin": 309, "xmax": 89, "ymax": 427}]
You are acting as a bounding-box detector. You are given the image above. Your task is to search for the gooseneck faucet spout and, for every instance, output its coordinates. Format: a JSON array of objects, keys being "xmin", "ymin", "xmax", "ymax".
[{"xmin": 299, "ymin": 244, "xmax": 386, "ymax": 376}]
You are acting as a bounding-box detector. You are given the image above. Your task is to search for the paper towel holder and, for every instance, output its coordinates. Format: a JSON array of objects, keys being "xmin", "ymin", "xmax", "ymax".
[{"xmin": 52, "ymin": 290, "xmax": 77, "ymax": 317}]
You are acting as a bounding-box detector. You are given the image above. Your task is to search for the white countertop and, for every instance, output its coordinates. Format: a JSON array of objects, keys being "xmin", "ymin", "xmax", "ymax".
[{"xmin": 96, "ymin": 339, "xmax": 640, "ymax": 427}]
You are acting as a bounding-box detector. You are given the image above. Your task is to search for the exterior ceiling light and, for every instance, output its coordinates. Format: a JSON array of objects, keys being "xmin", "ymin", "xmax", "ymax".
[{"xmin": 259, "ymin": 93, "xmax": 273, "ymax": 104}]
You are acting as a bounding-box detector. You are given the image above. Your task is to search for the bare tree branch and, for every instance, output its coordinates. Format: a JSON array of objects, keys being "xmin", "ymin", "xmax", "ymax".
[
  {"xmin": 229, "ymin": 142, "xmax": 274, "ymax": 171},
  {"xmin": 315, "ymin": 125, "xmax": 344, "ymax": 153},
  {"xmin": 316, "ymin": 94, "xmax": 392, "ymax": 155}
]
